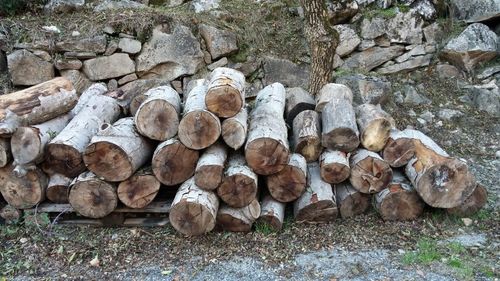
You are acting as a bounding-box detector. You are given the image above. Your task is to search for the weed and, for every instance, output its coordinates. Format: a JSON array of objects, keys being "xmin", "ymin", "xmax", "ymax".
[
  {"xmin": 447, "ymin": 257, "xmax": 474, "ymax": 280},
  {"xmin": 447, "ymin": 242, "xmax": 466, "ymax": 255},
  {"xmin": 254, "ymin": 221, "xmax": 274, "ymax": 235},
  {"xmin": 402, "ymin": 238, "xmax": 441, "ymax": 264}
]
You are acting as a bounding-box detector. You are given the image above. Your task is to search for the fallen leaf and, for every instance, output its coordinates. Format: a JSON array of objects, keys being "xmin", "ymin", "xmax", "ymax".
[{"xmin": 89, "ymin": 255, "xmax": 100, "ymax": 267}]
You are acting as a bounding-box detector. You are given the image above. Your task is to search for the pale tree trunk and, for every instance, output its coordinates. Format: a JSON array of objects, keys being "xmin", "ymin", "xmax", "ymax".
[
  {"xmin": 206, "ymin": 67, "xmax": 246, "ymax": 118},
  {"xmin": 46, "ymin": 173, "xmax": 72, "ymax": 203},
  {"xmin": 258, "ymin": 194, "xmax": 285, "ymax": 231},
  {"xmin": 195, "ymin": 142, "xmax": 228, "ymax": 190},
  {"xmin": 221, "ymin": 107, "xmax": 248, "ymax": 150}
]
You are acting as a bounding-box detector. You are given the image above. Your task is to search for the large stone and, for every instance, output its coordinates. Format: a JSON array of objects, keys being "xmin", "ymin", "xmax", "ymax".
[
  {"xmin": 336, "ymin": 74, "xmax": 391, "ymax": 105},
  {"xmin": 94, "ymin": 0, "xmax": 146, "ymax": 11},
  {"xmin": 60, "ymin": 70, "xmax": 92, "ymax": 94},
  {"xmin": 55, "ymin": 59, "xmax": 83, "ymax": 70},
  {"xmin": 82, "ymin": 53, "xmax": 135, "ymax": 81},
  {"xmin": 423, "ymin": 22, "xmax": 443, "ymax": 44},
  {"xmin": 435, "ymin": 64, "xmax": 463, "ymax": 79},
  {"xmin": 263, "ymin": 57, "xmax": 310, "ymax": 89},
  {"xmin": 44, "ymin": 0, "xmax": 85, "ymax": 13},
  {"xmin": 326, "ymin": 0, "xmax": 359, "ymax": 25},
  {"xmin": 394, "ymin": 45, "xmax": 426, "ymax": 63},
  {"xmin": 403, "ymin": 85, "xmax": 431, "ymax": 105},
  {"xmin": 440, "ymin": 23, "xmax": 498, "ymax": 72},
  {"xmin": 477, "ymin": 65, "xmax": 500, "ymax": 80},
  {"xmin": 411, "ymin": 0, "xmax": 436, "ymax": 20},
  {"xmin": 334, "ymin": 24, "xmax": 361, "ymax": 57},
  {"xmin": 361, "ymin": 12, "xmax": 424, "ymax": 45},
  {"xmin": 7, "ymin": 50, "xmax": 54, "ymax": 86},
  {"xmin": 135, "ymin": 25, "xmax": 204, "ymax": 81},
  {"xmin": 360, "ymin": 17, "xmax": 386, "ymax": 40},
  {"xmin": 55, "ymin": 35, "xmax": 107, "ymax": 53},
  {"xmin": 343, "ymin": 46, "xmax": 405, "ymax": 71},
  {"xmin": 199, "ymin": 24, "xmax": 238, "ymax": 60},
  {"xmin": 450, "ymin": 0, "xmax": 500, "ymax": 23},
  {"xmin": 192, "ymin": 0, "xmax": 220, "ymax": 13},
  {"xmin": 469, "ymin": 85, "xmax": 500, "ymax": 116},
  {"xmin": 377, "ymin": 54, "xmax": 432, "ymax": 74},
  {"xmin": 118, "ymin": 38, "xmax": 142, "ymax": 54}
]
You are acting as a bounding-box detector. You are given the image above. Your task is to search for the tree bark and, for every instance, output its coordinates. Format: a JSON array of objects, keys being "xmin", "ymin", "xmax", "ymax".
[
  {"xmin": 292, "ymin": 110, "xmax": 322, "ymax": 162},
  {"xmin": 258, "ymin": 194, "xmax": 286, "ymax": 231},
  {"xmin": 152, "ymin": 137, "xmax": 199, "ymax": 186},
  {"xmin": 221, "ymin": 107, "xmax": 248, "ymax": 150},
  {"xmin": 335, "ymin": 182, "xmax": 371, "ymax": 219},
  {"xmin": 382, "ymin": 129, "xmax": 428, "ymax": 167},
  {"xmin": 217, "ymin": 153, "xmax": 258, "ymax": 208},
  {"xmin": 320, "ymin": 149, "xmax": 350, "ymax": 184},
  {"xmin": 315, "ymin": 83, "xmax": 353, "ymax": 112},
  {"xmin": 117, "ymin": 167, "xmax": 161, "ymax": 209},
  {"xmin": 0, "ymin": 163, "xmax": 48, "ymax": 209},
  {"xmin": 205, "ymin": 67, "xmax": 246, "ymax": 118},
  {"xmin": 349, "ymin": 149, "xmax": 393, "ymax": 194},
  {"xmin": 245, "ymin": 83, "xmax": 289, "ymax": 175},
  {"xmin": 267, "ymin": 153, "xmax": 307, "ymax": 202},
  {"xmin": 216, "ymin": 199, "xmax": 260, "ymax": 232},
  {"xmin": 0, "ymin": 138, "xmax": 11, "ymax": 168},
  {"xmin": 285, "ymin": 87, "xmax": 315, "ymax": 126},
  {"xmin": 356, "ymin": 104, "xmax": 393, "ymax": 152},
  {"xmin": 446, "ymin": 184, "xmax": 487, "ymax": 217},
  {"xmin": 46, "ymin": 173, "xmax": 72, "ymax": 204},
  {"xmin": 195, "ymin": 142, "xmax": 228, "ymax": 190}
]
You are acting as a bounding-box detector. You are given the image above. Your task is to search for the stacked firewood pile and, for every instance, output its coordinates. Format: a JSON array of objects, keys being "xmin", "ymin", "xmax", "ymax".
[{"xmin": 0, "ymin": 68, "xmax": 487, "ymax": 235}]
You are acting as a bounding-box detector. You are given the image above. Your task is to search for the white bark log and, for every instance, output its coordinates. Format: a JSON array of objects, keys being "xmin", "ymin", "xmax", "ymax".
[
  {"xmin": 221, "ymin": 106, "xmax": 248, "ymax": 150},
  {"xmin": 195, "ymin": 142, "xmax": 228, "ymax": 190},
  {"xmin": 315, "ymin": 83, "xmax": 353, "ymax": 112},
  {"xmin": 206, "ymin": 67, "xmax": 246, "ymax": 118}
]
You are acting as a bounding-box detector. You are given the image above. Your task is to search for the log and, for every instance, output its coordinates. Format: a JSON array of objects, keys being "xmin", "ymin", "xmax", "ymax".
[
  {"xmin": 152, "ymin": 137, "xmax": 199, "ymax": 186},
  {"xmin": 321, "ymin": 93, "xmax": 359, "ymax": 152},
  {"xmin": 221, "ymin": 107, "xmax": 248, "ymax": 150},
  {"xmin": 0, "ymin": 164, "xmax": 48, "ymax": 209},
  {"xmin": 349, "ymin": 149, "xmax": 393, "ymax": 194},
  {"xmin": 217, "ymin": 153, "xmax": 258, "ymax": 208},
  {"xmin": 194, "ymin": 142, "xmax": 228, "ymax": 190},
  {"xmin": 447, "ymin": 184, "xmax": 488, "ymax": 217},
  {"xmin": 0, "ymin": 77, "xmax": 77, "ymax": 136},
  {"xmin": 117, "ymin": 167, "xmax": 161, "ymax": 209},
  {"xmin": 169, "ymin": 177, "xmax": 219, "ymax": 236},
  {"xmin": 285, "ymin": 87, "xmax": 315, "ymax": 126},
  {"xmin": 258, "ymin": 194, "xmax": 285, "ymax": 231},
  {"xmin": 245, "ymin": 83, "xmax": 290, "ymax": 175},
  {"xmin": 178, "ymin": 79, "xmax": 221, "ymax": 150},
  {"xmin": 205, "ymin": 67, "xmax": 246, "ymax": 118},
  {"xmin": 315, "ymin": 83, "xmax": 353, "ymax": 112},
  {"xmin": 335, "ymin": 182, "xmax": 371, "ymax": 219},
  {"xmin": 68, "ymin": 171, "xmax": 118, "ymax": 218},
  {"xmin": 356, "ymin": 104, "xmax": 393, "ymax": 152},
  {"xmin": 45, "ymin": 92, "xmax": 121, "ymax": 177},
  {"xmin": 216, "ymin": 199, "xmax": 260, "ymax": 232},
  {"xmin": 293, "ymin": 162, "xmax": 337, "ymax": 223},
  {"xmin": 266, "ymin": 153, "xmax": 307, "ymax": 203},
  {"xmin": 0, "ymin": 138, "xmax": 11, "ymax": 167},
  {"xmin": 71, "ymin": 83, "xmax": 108, "ymax": 115},
  {"xmin": 382, "ymin": 129, "xmax": 430, "ymax": 168},
  {"xmin": 134, "ymin": 86, "xmax": 181, "ymax": 141},
  {"xmin": 46, "ymin": 173, "xmax": 72, "ymax": 204},
  {"xmin": 320, "ymin": 150, "xmax": 350, "ymax": 184},
  {"xmin": 405, "ymin": 134, "xmax": 476, "ymax": 208},
  {"xmin": 373, "ymin": 171, "xmax": 424, "ymax": 221},
  {"xmin": 0, "ymin": 204, "xmax": 22, "ymax": 224},
  {"xmin": 292, "ymin": 110, "xmax": 322, "ymax": 162},
  {"xmin": 83, "ymin": 117, "xmax": 154, "ymax": 182}
]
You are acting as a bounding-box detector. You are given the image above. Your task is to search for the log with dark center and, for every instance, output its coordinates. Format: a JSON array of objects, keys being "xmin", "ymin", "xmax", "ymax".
[
  {"xmin": 320, "ymin": 149, "xmax": 350, "ymax": 184},
  {"xmin": 446, "ymin": 184, "xmax": 488, "ymax": 217},
  {"xmin": 205, "ymin": 67, "xmax": 246, "ymax": 118},
  {"xmin": 349, "ymin": 149, "xmax": 393, "ymax": 194},
  {"xmin": 292, "ymin": 110, "xmax": 322, "ymax": 162},
  {"xmin": 266, "ymin": 153, "xmax": 307, "ymax": 203},
  {"xmin": 216, "ymin": 199, "xmax": 260, "ymax": 232},
  {"xmin": 335, "ymin": 182, "xmax": 371, "ymax": 219},
  {"xmin": 0, "ymin": 163, "xmax": 47, "ymax": 209},
  {"xmin": 46, "ymin": 173, "xmax": 72, "ymax": 203},
  {"xmin": 152, "ymin": 137, "xmax": 199, "ymax": 186},
  {"xmin": 217, "ymin": 153, "xmax": 258, "ymax": 208},
  {"xmin": 117, "ymin": 167, "xmax": 160, "ymax": 209}
]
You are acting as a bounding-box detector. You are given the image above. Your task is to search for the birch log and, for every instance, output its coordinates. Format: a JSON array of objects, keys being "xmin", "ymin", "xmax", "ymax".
[
  {"xmin": 0, "ymin": 164, "xmax": 48, "ymax": 209},
  {"xmin": 152, "ymin": 137, "xmax": 199, "ymax": 186},
  {"xmin": 83, "ymin": 117, "xmax": 154, "ymax": 182},
  {"xmin": 134, "ymin": 86, "xmax": 181, "ymax": 141},
  {"xmin": 217, "ymin": 153, "xmax": 258, "ymax": 208},
  {"xmin": 315, "ymin": 83, "xmax": 353, "ymax": 112},
  {"xmin": 216, "ymin": 199, "xmax": 260, "ymax": 232},
  {"xmin": 0, "ymin": 77, "xmax": 77, "ymax": 136},
  {"xmin": 194, "ymin": 142, "xmax": 228, "ymax": 190},
  {"xmin": 349, "ymin": 149, "xmax": 392, "ymax": 194},
  {"xmin": 373, "ymin": 171, "xmax": 424, "ymax": 221},
  {"xmin": 117, "ymin": 167, "xmax": 160, "ymax": 209},
  {"xmin": 320, "ymin": 150, "xmax": 350, "ymax": 184},
  {"xmin": 267, "ymin": 153, "xmax": 307, "ymax": 202},
  {"xmin": 205, "ymin": 67, "xmax": 246, "ymax": 118},
  {"xmin": 335, "ymin": 182, "xmax": 371, "ymax": 218},
  {"xmin": 356, "ymin": 104, "xmax": 393, "ymax": 152},
  {"xmin": 293, "ymin": 162, "xmax": 338, "ymax": 223},
  {"xmin": 169, "ymin": 177, "xmax": 219, "ymax": 236},
  {"xmin": 292, "ymin": 110, "xmax": 322, "ymax": 162},
  {"xmin": 221, "ymin": 107, "xmax": 248, "ymax": 150},
  {"xmin": 68, "ymin": 171, "xmax": 118, "ymax": 218},
  {"xmin": 258, "ymin": 194, "xmax": 286, "ymax": 231},
  {"xmin": 178, "ymin": 79, "xmax": 221, "ymax": 150},
  {"xmin": 447, "ymin": 184, "xmax": 487, "ymax": 217},
  {"xmin": 321, "ymin": 93, "xmax": 359, "ymax": 152},
  {"xmin": 382, "ymin": 129, "xmax": 428, "ymax": 167},
  {"xmin": 245, "ymin": 83, "xmax": 289, "ymax": 175},
  {"xmin": 0, "ymin": 138, "xmax": 11, "ymax": 168},
  {"xmin": 46, "ymin": 173, "xmax": 72, "ymax": 203},
  {"xmin": 285, "ymin": 87, "xmax": 315, "ymax": 126}
]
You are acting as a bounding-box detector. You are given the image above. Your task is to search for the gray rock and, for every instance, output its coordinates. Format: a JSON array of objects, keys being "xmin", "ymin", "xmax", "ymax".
[
  {"xmin": 450, "ymin": 0, "xmax": 500, "ymax": 23},
  {"xmin": 14, "ymin": 40, "xmax": 51, "ymax": 52},
  {"xmin": 326, "ymin": 0, "xmax": 359, "ymax": 25},
  {"xmin": 333, "ymin": 54, "xmax": 344, "ymax": 69},
  {"xmin": 55, "ymin": 35, "xmax": 107, "ymax": 53},
  {"xmin": 192, "ymin": 0, "xmax": 220, "ymax": 13},
  {"xmin": 117, "ymin": 73, "xmax": 138, "ymax": 85},
  {"xmin": 470, "ymin": 86, "xmax": 500, "ymax": 116},
  {"xmin": 108, "ymin": 79, "xmax": 118, "ymax": 91},
  {"xmin": 361, "ymin": 17, "xmax": 386, "ymax": 40},
  {"xmin": 394, "ymin": 91, "xmax": 404, "ymax": 104},
  {"xmin": 118, "ymin": 78, "xmax": 170, "ymax": 108},
  {"xmin": 64, "ymin": 51, "xmax": 97, "ymax": 59},
  {"xmin": 358, "ymin": 40, "xmax": 376, "ymax": 51},
  {"xmin": 118, "ymin": 38, "xmax": 142, "ymax": 54},
  {"xmin": 377, "ymin": 54, "xmax": 432, "ymax": 74},
  {"xmin": 228, "ymin": 56, "xmax": 262, "ymax": 77},
  {"xmin": 423, "ymin": 22, "xmax": 443, "ymax": 44},
  {"xmin": 199, "ymin": 24, "xmax": 238, "ymax": 60},
  {"xmin": 437, "ymin": 109, "xmax": 464, "ymax": 120},
  {"xmin": 411, "ymin": 0, "xmax": 436, "ymax": 20},
  {"xmin": 94, "ymin": 0, "xmax": 146, "ymax": 11},
  {"xmin": 263, "ymin": 57, "xmax": 309, "ymax": 89},
  {"xmin": 334, "ymin": 24, "xmax": 361, "ymax": 57},
  {"xmin": 207, "ymin": 57, "xmax": 228, "ymax": 71},
  {"xmin": 82, "ymin": 53, "xmax": 135, "ymax": 81},
  {"xmin": 60, "ymin": 70, "xmax": 92, "ymax": 93},
  {"xmin": 440, "ymin": 23, "xmax": 498, "ymax": 72},
  {"xmin": 104, "ymin": 40, "xmax": 119, "ymax": 56},
  {"xmin": 477, "ymin": 65, "xmax": 500, "ymax": 80},
  {"xmin": 403, "ymin": 85, "xmax": 431, "ymax": 105},
  {"xmin": 44, "ymin": 0, "xmax": 85, "ymax": 13},
  {"xmin": 355, "ymin": 0, "xmax": 376, "ymax": 6},
  {"xmin": 343, "ymin": 46, "xmax": 405, "ymax": 71},
  {"xmin": 374, "ymin": 35, "xmax": 391, "ymax": 47},
  {"xmin": 32, "ymin": 50, "xmax": 52, "ymax": 62},
  {"xmin": 443, "ymin": 233, "xmax": 487, "ymax": 248},
  {"xmin": 55, "ymin": 59, "xmax": 83, "ymax": 70},
  {"xmin": 135, "ymin": 25, "xmax": 204, "ymax": 81},
  {"xmin": 435, "ymin": 64, "xmax": 462, "ymax": 79},
  {"xmin": 336, "ymin": 74, "xmax": 391, "ymax": 105},
  {"xmin": 420, "ymin": 110, "xmax": 434, "ymax": 122},
  {"xmin": 376, "ymin": 0, "xmax": 393, "ymax": 9},
  {"xmin": 7, "ymin": 49, "xmax": 54, "ymax": 86},
  {"xmin": 394, "ymin": 45, "xmax": 426, "ymax": 63},
  {"xmin": 361, "ymin": 12, "xmax": 424, "ymax": 44}
]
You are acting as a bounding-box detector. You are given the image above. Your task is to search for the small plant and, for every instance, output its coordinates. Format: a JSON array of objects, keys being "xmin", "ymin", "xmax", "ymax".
[
  {"xmin": 254, "ymin": 221, "xmax": 275, "ymax": 235},
  {"xmin": 46, "ymin": 130, "xmax": 57, "ymax": 139},
  {"xmin": 402, "ymin": 238, "xmax": 441, "ymax": 265}
]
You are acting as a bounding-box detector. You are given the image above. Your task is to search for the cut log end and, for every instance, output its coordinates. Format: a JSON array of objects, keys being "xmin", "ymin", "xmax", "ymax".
[
  {"xmin": 267, "ymin": 166, "xmax": 306, "ymax": 203},
  {"xmin": 0, "ymin": 138, "xmax": 11, "ymax": 167},
  {"xmin": 46, "ymin": 185, "xmax": 69, "ymax": 204},
  {"xmin": 45, "ymin": 144, "xmax": 85, "ymax": 177},
  {"xmin": 68, "ymin": 176, "xmax": 117, "ymax": 219},
  {"xmin": 216, "ymin": 200, "xmax": 261, "ymax": 232},
  {"xmin": 84, "ymin": 142, "xmax": 133, "ymax": 182},
  {"xmin": 322, "ymin": 127, "xmax": 360, "ymax": 152},
  {"xmin": 206, "ymin": 86, "xmax": 244, "ymax": 118},
  {"xmin": 295, "ymin": 200, "xmax": 338, "ymax": 224},
  {"xmin": 170, "ymin": 201, "xmax": 217, "ymax": 236},
  {"xmin": 245, "ymin": 139, "xmax": 289, "ymax": 175},
  {"xmin": 135, "ymin": 100, "xmax": 179, "ymax": 141},
  {"xmin": 195, "ymin": 166, "xmax": 224, "ymax": 191},
  {"xmin": 218, "ymin": 174, "xmax": 258, "ymax": 208},
  {"xmin": 117, "ymin": 173, "xmax": 160, "ymax": 209},
  {"xmin": 377, "ymin": 187, "xmax": 424, "ymax": 221},
  {"xmin": 361, "ymin": 119, "xmax": 392, "ymax": 152},
  {"xmin": 178, "ymin": 111, "xmax": 221, "ymax": 150},
  {"xmin": 0, "ymin": 165, "xmax": 47, "ymax": 209},
  {"xmin": 350, "ymin": 151, "xmax": 393, "ymax": 194},
  {"xmin": 222, "ymin": 121, "xmax": 246, "ymax": 150},
  {"xmin": 152, "ymin": 140, "xmax": 199, "ymax": 186},
  {"xmin": 321, "ymin": 164, "xmax": 350, "ymax": 184},
  {"xmin": 11, "ymin": 127, "xmax": 41, "ymax": 165},
  {"xmin": 383, "ymin": 137, "xmax": 415, "ymax": 167},
  {"xmin": 447, "ymin": 184, "xmax": 488, "ymax": 217},
  {"xmin": 338, "ymin": 194, "xmax": 371, "ymax": 219}
]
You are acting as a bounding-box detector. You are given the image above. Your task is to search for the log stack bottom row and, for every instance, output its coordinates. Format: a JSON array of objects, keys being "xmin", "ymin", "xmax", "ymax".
[{"xmin": 0, "ymin": 68, "xmax": 487, "ymax": 236}]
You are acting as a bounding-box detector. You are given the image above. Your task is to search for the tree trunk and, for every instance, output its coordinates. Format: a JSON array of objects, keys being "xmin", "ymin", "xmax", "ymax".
[
  {"xmin": 356, "ymin": 104, "xmax": 393, "ymax": 152},
  {"xmin": 68, "ymin": 171, "xmax": 118, "ymax": 218},
  {"xmin": 405, "ymin": 135, "xmax": 476, "ymax": 208},
  {"xmin": 221, "ymin": 107, "xmax": 248, "ymax": 150},
  {"xmin": 373, "ymin": 171, "xmax": 424, "ymax": 221},
  {"xmin": 292, "ymin": 110, "xmax": 322, "ymax": 162},
  {"xmin": 217, "ymin": 153, "xmax": 258, "ymax": 208},
  {"xmin": 205, "ymin": 67, "xmax": 246, "ymax": 118},
  {"xmin": 320, "ymin": 149, "xmax": 350, "ymax": 184},
  {"xmin": 0, "ymin": 138, "xmax": 11, "ymax": 168},
  {"xmin": 117, "ymin": 167, "xmax": 161, "ymax": 209},
  {"xmin": 134, "ymin": 86, "xmax": 181, "ymax": 141},
  {"xmin": 293, "ymin": 162, "xmax": 337, "ymax": 223},
  {"xmin": 245, "ymin": 83, "xmax": 289, "ymax": 175},
  {"xmin": 349, "ymin": 149, "xmax": 392, "ymax": 194},
  {"xmin": 258, "ymin": 194, "xmax": 285, "ymax": 231},
  {"xmin": 0, "ymin": 203, "xmax": 22, "ymax": 224},
  {"xmin": 71, "ymin": 83, "xmax": 108, "ymax": 115},
  {"xmin": 446, "ymin": 184, "xmax": 487, "ymax": 217},
  {"xmin": 335, "ymin": 182, "xmax": 371, "ymax": 219},
  {"xmin": 169, "ymin": 177, "xmax": 219, "ymax": 236},
  {"xmin": 46, "ymin": 173, "xmax": 72, "ymax": 203},
  {"xmin": 321, "ymin": 92, "xmax": 359, "ymax": 152},
  {"xmin": 195, "ymin": 142, "xmax": 228, "ymax": 190},
  {"xmin": 0, "ymin": 77, "xmax": 77, "ymax": 136},
  {"xmin": 83, "ymin": 117, "xmax": 154, "ymax": 182},
  {"xmin": 216, "ymin": 199, "xmax": 260, "ymax": 232},
  {"xmin": 178, "ymin": 79, "xmax": 221, "ymax": 150},
  {"xmin": 285, "ymin": 87, "xmax": 315, "ymax": 126},
  {"xmin": 152, "ymin": 137, "xmax": 199, "ymax": 186},
  {"xmin": 315, "ymin": 83, "xmax": 353, "ymax": 112},
  {"xmin": 45, "ymin": 94, "xmax": 121, "ymax": 177},
  {"xmin": 0, "ymin": 163, "xmax": 48, "ymax": 209},
  {"xmin": 382, "ymin": 129, "xmax": 429, "ymax": 167},
  {"xmin": 267, "ymin": 153, "xmax": 307, "ymax": 202}
]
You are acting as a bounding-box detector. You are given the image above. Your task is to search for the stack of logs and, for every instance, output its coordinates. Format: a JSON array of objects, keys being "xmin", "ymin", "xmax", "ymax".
[{"xmin": 0, "ymin": 68, "xmax": 487, "ymax": 234}]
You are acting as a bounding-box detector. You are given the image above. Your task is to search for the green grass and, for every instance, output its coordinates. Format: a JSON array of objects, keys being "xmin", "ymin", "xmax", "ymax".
[
  {"xmin": 402, "ymin": 239, "xmax": 442, "ymax": 264},
  {"xmin": 254, "ymin": 221, "xmax": 275, "ymax": 235}
]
